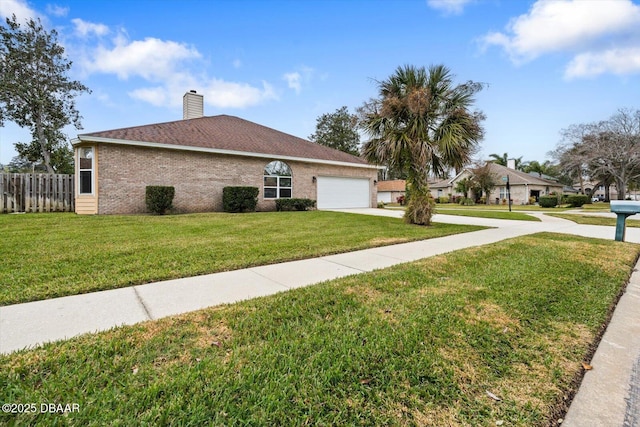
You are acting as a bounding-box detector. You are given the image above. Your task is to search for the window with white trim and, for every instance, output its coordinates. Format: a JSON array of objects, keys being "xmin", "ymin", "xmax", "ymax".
[
  {"xmin": 79, "ymin": 147, "xmax": 94, "ymax": 195},
  {"xmin": 264, "ymin": 161, "xmax": 292, "ymax": 199}
]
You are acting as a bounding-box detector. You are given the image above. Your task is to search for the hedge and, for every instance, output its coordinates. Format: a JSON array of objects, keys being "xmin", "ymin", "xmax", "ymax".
[
  {"xmin": 223, "ymin": 186, "xmax": 259, "ymax": 213},
  {"xmin": 538, "ymin": 196, "xmax": 558, "ymax": 208},
  {"xmin": 567, "ymin": 194, "xmax": 590, "ymax": 208},
  {"xmin": 145, "ymin": 186, "xmax": 175, "ymax": 214},
  {"xmin": 275, "ymin": 198, "xmax": 316, "ymax": 211}
]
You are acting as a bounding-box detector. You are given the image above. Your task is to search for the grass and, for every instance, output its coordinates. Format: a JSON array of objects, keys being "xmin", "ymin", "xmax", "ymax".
[
  {"xmin": 434, "ymin": 209, "xmax": 540, "ymax": 221},
  {"xmin": 0, "ymin": 211, "xmax": 484, "ymax": 306},
  {"xmin": 546, "ymin": 213, "xmax": 640, "ymax": 227},
  {"xmin": 434, "ymin": 203, "xmax": 571, "ymax": 212},
  {"xmin": 1, "ymin": 233, "xmax": 637, "ymax": 426}
]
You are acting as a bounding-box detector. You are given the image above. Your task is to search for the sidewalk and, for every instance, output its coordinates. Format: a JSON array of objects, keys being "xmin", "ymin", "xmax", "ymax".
[{"xmin": 1, "ymin": 209, "xmax": 639, "ymax": 424}]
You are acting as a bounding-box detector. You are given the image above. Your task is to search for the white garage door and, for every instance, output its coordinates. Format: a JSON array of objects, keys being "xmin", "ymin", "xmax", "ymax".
[
  {"xmin": 377, "ymin": 191, "xmax": 392, "ymax": 204},
  {"xmin": 317, "ymin": 176, "xmax": 370, "ymax": 209}
]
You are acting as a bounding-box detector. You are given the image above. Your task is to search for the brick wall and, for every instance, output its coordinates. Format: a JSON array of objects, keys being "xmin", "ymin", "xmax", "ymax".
[{"xmin": 96, "ymin": 144, "xmax": 377, "ymax": 214}]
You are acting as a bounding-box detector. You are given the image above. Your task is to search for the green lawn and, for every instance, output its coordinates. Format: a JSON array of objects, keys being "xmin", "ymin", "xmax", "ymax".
[
  {"xmin": 434, "ymin": 209, "xmax": 540, "ymax": 221},
  {"xmin": 434, "ymin": 203, "xmax": 571, "ymax": 212},
  {"xmin": 0, "ymin": 211, "xmax": 484, "ymax": 306},
  {"xmin": 1, "ymin": 233, "xmax": 637, "ymax": 426},
  {"xmin": 546, "ymin": 213, "xmax": 640, "ymax": 227}
]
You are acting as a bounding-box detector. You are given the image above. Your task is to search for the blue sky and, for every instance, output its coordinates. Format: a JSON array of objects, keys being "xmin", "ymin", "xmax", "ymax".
[{"xmin": 1, "ymin": 0, "xmax": 639, "ymax": 167}]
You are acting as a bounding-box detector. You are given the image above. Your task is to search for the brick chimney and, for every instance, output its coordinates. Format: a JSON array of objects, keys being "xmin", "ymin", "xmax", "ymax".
[{"xmin": 183, "ymin": 90, "xmax": 203, "ymax": 119}]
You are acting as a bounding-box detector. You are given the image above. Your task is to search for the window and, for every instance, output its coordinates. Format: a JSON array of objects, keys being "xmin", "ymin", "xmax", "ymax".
[
  {"xmin": 264, "ymin": 161, "xmax": 292, "ymax": 199},
  {"xmin": 499, "ymin": 187, "xmax": 507, "ymax": 200},
  {"xmin": 79, "ymin": 147, "xmax": 93, "ymax": 195}
]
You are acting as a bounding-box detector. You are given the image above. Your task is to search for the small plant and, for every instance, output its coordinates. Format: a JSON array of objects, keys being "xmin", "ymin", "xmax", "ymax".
[
  {"xmin": 529, "ymin": 196, "xmax": 536, "ymax": 205},
  {"xmin": 567, "ymin": 194, "xmax": 590, "ymax": 208},
  {"xmin": 459, "ymin": 197, "xmax": 475, "ymax": 206},
  {"xmin": 223, "ymin": 186, "xmax": 259, "ymax": 213},
  {"xmin": 275, "ymin": 198, "xmax": 316, "ymax": 211},
  {"xmin": 377, "ymin": 201, "xmax": 385, "ymax": 209},
  {"xmin": 145, "ymin": 186, "xmax": 175, "ymax": 214},
  {"xmin": 539, "ymin": 195, "xmax": 558, "ymax": 208},
  {"xmin": 438, "ymin": 196, "xmax": 450, "ymax": 204},
  {"xmin": 396, "ymin": 195, "xmax": 406, "ymax": 206}
]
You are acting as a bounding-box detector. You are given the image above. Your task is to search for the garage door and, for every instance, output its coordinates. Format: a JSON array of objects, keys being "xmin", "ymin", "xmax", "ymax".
[{"xmin": 317, "ymin": 176, "xmax": 370, "ymax": 209}]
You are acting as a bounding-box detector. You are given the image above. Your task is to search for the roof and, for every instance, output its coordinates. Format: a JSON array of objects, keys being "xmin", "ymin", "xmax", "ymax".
[
  {"xmin": 377, "ymin": 180, "xmax": 406, "ymax": 192},
  {"xmin": 483, "ymin": 162, "xmax": 561, "ymax": 186},
  {"xmin": 430, "ymin": 163, "xmax": 562, "ymax": 188},
  {"xmin": 73, "ymin": 115, "xmax": 376, "ymax": 169}
]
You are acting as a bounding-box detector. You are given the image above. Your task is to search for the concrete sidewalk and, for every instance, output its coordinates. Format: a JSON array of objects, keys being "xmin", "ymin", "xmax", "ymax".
[{"xmin": 1, "ymin": 208, "xmax": 639, "ymax": 425}]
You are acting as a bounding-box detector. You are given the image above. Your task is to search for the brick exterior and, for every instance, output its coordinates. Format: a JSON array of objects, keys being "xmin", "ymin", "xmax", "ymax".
[{"xmin": 95, "ymin": 144, "xmax": 377, "ymax": 214}]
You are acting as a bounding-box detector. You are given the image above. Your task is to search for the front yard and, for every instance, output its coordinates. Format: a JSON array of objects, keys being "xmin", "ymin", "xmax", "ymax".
[
  {"xmin": 0, "ymin": 211, "xmax": 484, "ymax": 306},
  {"xmin": 1, "ymin": 233, "xmax": 638, "ymax": 425}
]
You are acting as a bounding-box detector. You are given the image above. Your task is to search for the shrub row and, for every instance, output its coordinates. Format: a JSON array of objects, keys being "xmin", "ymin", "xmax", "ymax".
[
  {"xmin": 538, "ymin": 195, "xmax": 558, "ymax": 208},
  {"xmin": 275, "ymin": 198, "xmax": 316, "ymax": 211}
]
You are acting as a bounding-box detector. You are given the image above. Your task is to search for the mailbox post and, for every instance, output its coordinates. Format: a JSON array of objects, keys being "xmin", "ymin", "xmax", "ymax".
[{"xmin": 610, "ymin": 201, "xmax": 640, "ymax": 242}]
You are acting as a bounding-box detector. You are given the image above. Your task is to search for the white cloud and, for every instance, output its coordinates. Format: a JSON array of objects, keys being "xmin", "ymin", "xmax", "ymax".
[
  {"xmin": 83, "ymin": 34, "xmax": 201, "ymax": 80},
  {"xmin": 481, "ymin": 0, "xmax": 640, "ymax": 78},
  {"xmin": 283, "ymin": 72, "xmax": 301, "ymax": 94},
  {"xmin": 565, "ymin": 47, "xmax": 640, "ymax": 79},
  {"xmin": 72, "ymin": 18, "xmax": 109, "ymax": 37},
  {"xmin": 0, "ymin": 0, "xmax": 38, "ymax": 21},
  {"xmin": 46, "ymin": 4, "xmax": 68, "ymax": 17},
  {"xmin": 427, "ymin": 0, "xmax": 473, "ymax": 15},
  {"xmin": 203, "ymin": 79, "xmax": 277, "ymax": 108},
  {"xmin": 283, "ymin": 66, "xmax": 315, "ymax": 94},
  {"xmin": 128, "ymin": 87, "xmax": 168, "ymax": 106}
]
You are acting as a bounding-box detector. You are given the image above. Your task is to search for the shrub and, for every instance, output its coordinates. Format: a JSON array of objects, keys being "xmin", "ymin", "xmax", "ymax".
[
  {"xmin": 438, "ymin": 196, "xmax": 449, "ymax": 204},
  {"xmin": 529, "ymin": 196, "xmax": 536, "ymax": 205},
  {"xmin": 567, "ymin": 194, "xmax": 590, "ymax": 208},
  {"xmin": 377, "ymin": 201, "xmax": 385, "ymax": 209},
  {"xmin": 223, "ymin": 186, "xmax": 259, "ymax": 213},
  {"xmin": 539, "ymin": 196, "xmax": 558, "ymax": 208},
  {"xmin": 145, "ymin": 186, "xmax": 175, "ymax": 215},
  {"xmin": 459, "ymin": 197, "xmax": 474, "ymax": 206},
  {"xmin": 275, "ymin": 198, "xmax": 316, "ymax": 211},
  {"xmin": 396, "ymin": 195, "xmax": 406, "ymax": 206}
]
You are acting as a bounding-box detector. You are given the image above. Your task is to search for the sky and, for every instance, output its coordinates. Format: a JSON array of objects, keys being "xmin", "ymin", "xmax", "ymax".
[{"xmin": 1, "ymin": 0, "xmax": 639, "ymax": 168}]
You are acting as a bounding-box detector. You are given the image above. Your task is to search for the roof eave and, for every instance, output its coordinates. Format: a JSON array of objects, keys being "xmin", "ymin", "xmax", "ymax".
[{"xmin": 73, "ymin": 136, "xmax": 382, "ymax": 170}]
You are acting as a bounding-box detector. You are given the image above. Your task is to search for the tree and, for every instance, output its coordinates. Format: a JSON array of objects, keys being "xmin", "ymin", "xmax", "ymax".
[
  {"xmin": 555, "ymin": 109, "xmax": 640, "ymax": 200},
  {"xmin": 0, "ymin": 15, "xmax": 90, "ymax": 173},
  {"xmin": 488, "ymin": 152, "xmax": 524, "ymax": 170},
  {"xmin": 454, "ymin": 177, "xmax": 472, "ymax": 199},
  {"xmin": 470, "ymin": 162, "xmax": 497, "ymax": 204},
  {"xmin": 523, "ymin": 160, "xmax": 560, "ymax": 178},
  {"xmin": 309, "ymin": 106, "xmax": 360, "ymax": 156},
  {"xmin": 360, "ymin": 64, "xmax": 485, "ymax": 225}
]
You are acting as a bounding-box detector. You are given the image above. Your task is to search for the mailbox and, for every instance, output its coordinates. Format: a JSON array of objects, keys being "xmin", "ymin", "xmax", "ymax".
[{"xmin": 610, "ymin": 201, "xmax": 640, "ymax": 241}]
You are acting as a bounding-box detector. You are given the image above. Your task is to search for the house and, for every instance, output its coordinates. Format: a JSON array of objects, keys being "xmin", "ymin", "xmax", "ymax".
[
  {"xmin": 430, "ymin": 161, "xmax": 564, "ymax": 205},
  {"xmin": 377, "ymin": 179, "xmax": 406, "ymax": 204},
  {"xmin": 72, "ymin": 91, "xmax": 379, "ymax": 214}
]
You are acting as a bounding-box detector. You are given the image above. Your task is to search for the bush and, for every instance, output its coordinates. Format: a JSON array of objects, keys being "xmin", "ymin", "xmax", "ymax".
[
  {"xmin": 275, "ymin": 198, "xmax": 316, "ymax": 211},
  {"xmin": 223, "ymin": 186, "xmax": 259, "ymax": 213},
  {"xmin": 396, "ymin": 195, "xmax": 406, "ymax": 206},
  {"xmin": 377, "ymin": 201, "xmax": 385, "ymax": 209},
  {"xmin": 539, "ymin": 196, "xmax": 558, "ymax": 208},
  {"xmin": 567, "ymin": 194, "xmax": 590, "ymax": 208},
  {"xmin": 459, "ymin": 197, "xmax": 475, "ymax": 206},
  {"xmin": 437, "ymin": 196, "xmax": 450, "ymax": 204},
  {"xmin": 145, "ymin": 186, "xmax": 175, "ymax": 214}
]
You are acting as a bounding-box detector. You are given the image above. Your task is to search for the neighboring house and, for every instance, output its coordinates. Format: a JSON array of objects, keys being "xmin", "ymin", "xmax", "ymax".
[
  {"xmin": 72, "ymin": 91, "xmax": 380, "ymax": 215},
  {"xmin": 430, "ymin": 162, "xmax": 564, "ymax": 205},
  {"xmin": 377, "ymin": 180, "xmax": 406, "ymax": 203}
]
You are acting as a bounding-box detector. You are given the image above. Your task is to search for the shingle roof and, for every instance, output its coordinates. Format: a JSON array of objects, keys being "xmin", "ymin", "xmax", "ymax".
[
  {"xmin": 75, "ymin": 115, "xmax": 372, "ymax": 167},
  {"xmin": 377, "ymin": 180, "xmax": 406, "ymax": 192},
  {"xmin": 430, "ymin": 163, "xmax": 562, "ymax": 188}
]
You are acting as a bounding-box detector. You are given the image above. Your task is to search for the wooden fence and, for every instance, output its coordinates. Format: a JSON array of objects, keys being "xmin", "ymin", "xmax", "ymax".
[{"xmin": 0, "ymin": 173, "xmax": 75, "ymax": 213}]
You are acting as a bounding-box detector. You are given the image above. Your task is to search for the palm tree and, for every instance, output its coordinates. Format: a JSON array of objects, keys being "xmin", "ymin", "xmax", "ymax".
[
  {"xmin": 489, "ymin": 152, "xmax": 524, "ymax": 170},
  {"xmin": 360, "ymin": 65, "xmax": 485, "ymax": 225}
]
